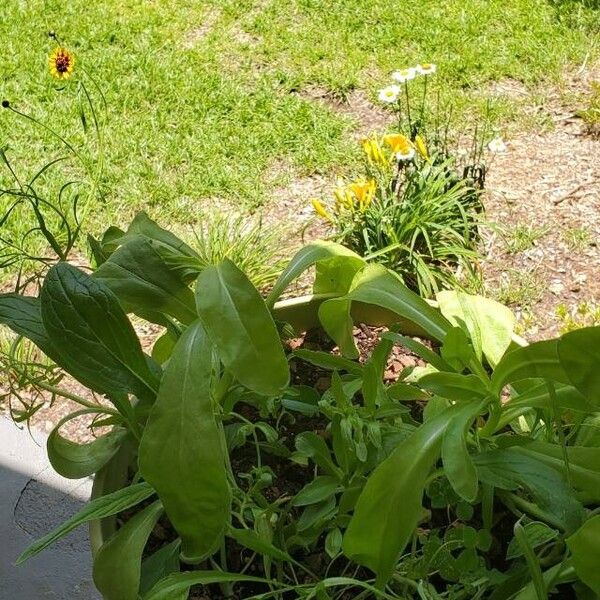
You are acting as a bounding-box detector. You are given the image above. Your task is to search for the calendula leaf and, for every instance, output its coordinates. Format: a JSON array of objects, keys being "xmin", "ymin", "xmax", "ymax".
[
  {"xmin": 17, "ymin": 482, "xmax": 155, "ymax": 565},
  {"xmin": 40, "ymin": 262, "xmax": 160, "ymax": 402},
  {"xmin": 195, "ymin": 259, "xmax": 289, "ymax": 396},
  {"xmin": 93, "ymin": 501, "xmax": 163, "ymax": 600},
  {"xmin": 139, "ymin": 321, "xmax": 231, "ymax": 563}
]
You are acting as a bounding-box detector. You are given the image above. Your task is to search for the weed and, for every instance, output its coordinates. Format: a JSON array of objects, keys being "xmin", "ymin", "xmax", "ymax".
[
  {"xmin": 578, "ymin": 82, "xmax": 600, "ymax": 136},
  {"xmin": 495, "ymin": 268, "xmax": 545, "ymax": 308},
  {"xmin": 191, "ymin": 212, "xmax": 288, "ymax": 289},
  {"xmin": 563, "ymin": 226, "xmax": 593, "ymax": 251},
  {"xmin": 556, "ymin": 300, "xmax": 600, "ymax": 333},
  {"xmin": 504, "ymin": 224, "xmax": 549, "ymax": 254}
]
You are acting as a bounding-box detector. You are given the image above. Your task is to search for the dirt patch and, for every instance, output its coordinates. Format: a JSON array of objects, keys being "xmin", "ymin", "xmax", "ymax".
[
  {"xmin": 295, "ymin": 85, "xmax": 394, "ymax": 139},
  {"xmin": 182, "ymin": 8, "xmax": 222, "ymax": 49},
  {"xmin": 482, "ymin": 75, "xmax": 600, "ymax": 338}
]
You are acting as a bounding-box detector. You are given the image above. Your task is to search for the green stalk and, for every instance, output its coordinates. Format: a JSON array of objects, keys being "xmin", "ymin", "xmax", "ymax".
[{"xmin": 514, "ymin": 519, "xmax": 546, "ymax": 600}]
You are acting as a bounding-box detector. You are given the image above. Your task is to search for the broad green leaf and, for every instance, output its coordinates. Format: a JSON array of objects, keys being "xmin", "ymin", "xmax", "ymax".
[
  {"xmin": 558, "ymin": 327, "xmax": 600, "ymax": 406},
  {"xmin": 124, "ymin": 212, "xmax": 197, "ymax": 261},
  {"xmin": 436, "ymin": 291, "xmax": 515, "ymax": 366},
  {"xmin": 142, "ymin": 571, "xmax": 273, "ymax": 600},
  {"xmin": 491, "ymin": 339, "xmax": 569, "ymax": 396},
  {"xmin": 343, "ymin": 405, "xmax": 457, "ymax": 584},
  {"xmin": 195, "ymin": 259, "xmax": 289, "ymax": 396},
  {"xmin": 227, "ymin": 528, "xmax": 292, "ymax": 562},
  {"xmin": 292, "ymin": 476, "xmax": 341, "ymax": 507},
  {"xmin": 474, "ymin": 449, "xmax": 585, "ymax": 532},
  {"xmin": 151, "ymin": 330, "xmax": 178, "ymax": 364},
  {"xmin": 576, "ymin": 413, "xmax": 600, "ymax": 447},
  {"xmin": 139, "ymin": 321, "xmax": 231, "ymax": 563},
  {"xmin": 98, "ymin": 212, "xmax": 199, "ymax": 281},
  {"xmin": 48, "ymin": 412, "xmax": 127, "ymax": 479},
  {"xmin": 16, "ymin": 482, "xmax": 155, "ymax": 564},
  {"xmin": 362, "ymin": 335, "xmax": 394, "ymax": 410},
  {"xmin": 440, "ymin": 327, "xmax": 477, "ymax": 371},
  {"xmin": 293, "ymin": 349, "xmax": 363, "ymax": 376},
  {"xmin": 318, "ymin": 298, "xmax": 358, "ymax": 358},
  {"xmin": 515, "ymin": 442, "xmax": 600, "ymax": 502},
  {"xmin": 567, "ymin": 515, "xmax": 600, "ymax": 595},
  {"xmin": 442, "ymin": 400, "xmax": 487, "ymax": 502},
  {"xmin": 0, "ymin": 294, "xmax": 58, "ymax": 360},
  {"xmin": 386, "ymin": 383, "xmax": 430, "ymax": 401},
  {"xmin": 497, "ymin": 384, "xmax": 594, "ymax": 433},
  {"xmin": 313, "ymin": 255, "xmax": 366, "ymax": 295},
  {"xmin": 93, "ymin": 500, "xmax": 163, "ymax": 600},
  {"xmin": 333, "ymin": 264, "xmax": 451, "ymax": 343},
  {"xmin": 325, "ymin": 528, "xmax": 343, "ymax": 558},
  {"xmin": 140, "ymin": 540, "xmax": 184, "ymax": 597},
  {"xmin": 94, "ymin": 236, "xmax": 197, "ymax": 324},
  {"xmin": 266, "ymin": 241, "xmax": 362, "ymax": 307},
  {"xmin": 506, "ymin": 521, "xmax": 558, "ymax": 559},
  {"xmin": 298, "ymin": 495, "xmax": 337, "ymax": 531},
  {"xmin": 40, "ymin": 262, "xmax": 160, "ymax": 401},
  {"xmin": 418, "ymin": 372, "xmax": 489, "ymax": 401}
]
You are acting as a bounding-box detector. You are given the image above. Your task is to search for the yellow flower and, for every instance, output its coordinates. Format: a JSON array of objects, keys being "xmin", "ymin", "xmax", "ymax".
[
  {"xmin": 311, "ymin": 198, "xmax": 333, "ymax": 221},
  {"xmin": 414, "ymin": 135, "xmax": 429, "ymax": 160},
  {"xmin": 383, "ymin": 133, "xmax": 415, "ymax": 161},
  {"xmin": 361, "ymin": 138, "xmax": 388, "ymax": 167},
  {"xmin": 48, "ymin": 47, "xmax": 75, "ymax": 79},
  {"xmin": 348, "ymin": 178, "xmax": 376, "ymax": 210}
]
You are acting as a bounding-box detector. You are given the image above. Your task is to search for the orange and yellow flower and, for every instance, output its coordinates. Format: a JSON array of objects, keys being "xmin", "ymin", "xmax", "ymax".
[
  {"xmin": 383, "ymin": 133, "xmax": 415, "ymax": 161},
  {"xmin": 48, "ymin": 47, "xmax": 75, "ymax": 79}
]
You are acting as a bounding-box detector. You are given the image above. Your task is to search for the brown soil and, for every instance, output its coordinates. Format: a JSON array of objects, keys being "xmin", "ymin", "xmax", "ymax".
[{"xmin": 482, "ymin": 71, "xmax": 600, "ymax": 339}]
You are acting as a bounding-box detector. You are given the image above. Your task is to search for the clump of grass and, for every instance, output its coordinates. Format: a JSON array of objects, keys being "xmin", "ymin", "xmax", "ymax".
[
  {"xmin": 495, "ymin": 268, "xmax": 545, "ymax": 308},
  {"xmin": 563, "ymin": 226, "xmax": 592, "ymax": 251},
  {"xmin": 578, "ymin": 82, "xmax": 600, "ymax": 137},
  {"xmin": 503, "ymin": 223, "xmax": 549, "ymax": 254},
  {"xmin": 191, "ymin": 212, "xmax": 288, "ymax": 290}
]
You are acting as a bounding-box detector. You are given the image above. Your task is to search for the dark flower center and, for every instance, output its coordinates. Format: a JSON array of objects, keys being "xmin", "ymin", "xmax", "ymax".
[{"xmin": 55, "ymin": 53, "xmax": 71, "ymax": 73}]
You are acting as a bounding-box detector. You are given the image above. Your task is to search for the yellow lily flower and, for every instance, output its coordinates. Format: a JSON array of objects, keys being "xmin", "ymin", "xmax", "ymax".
[
  {"xmin": 414, "ymin": 135, "xmax": 429, "ymax": 160},
  {"xmin": 311, "ymin": 198, "xmax": 333, "ymax": 221},
  {"xmin": 361, "ymin": 138, "xmax": 388, "ymax": 167},
  {"xmin": 348, "ymin": 178, "xmax": 377, "ymax": 211},
  {"xmin": 383, "ymin": 133, "xmax": 415, "ymax": 161}
]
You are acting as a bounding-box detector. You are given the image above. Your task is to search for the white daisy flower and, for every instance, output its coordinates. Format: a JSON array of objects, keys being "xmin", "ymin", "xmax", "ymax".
[
  {"xmin": 391, "ymin": 67, "xmax": 417, "ymax": 83},
  {"xmin": 396, "ymin": 147, "xmax": 415, "ymax": 161},
  {"xmin": 488, "ymin": 137, "xmax": 507, "ymax": 153},
  {"xmin": 378, "ymin": 85, "xmax": 401, "ymax": 104},
  {"xmin": 416, "ymin": 63, "xmax": 437, "ymax": 76}
]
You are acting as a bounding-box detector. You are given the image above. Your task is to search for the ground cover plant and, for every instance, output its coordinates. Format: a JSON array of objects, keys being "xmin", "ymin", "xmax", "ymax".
[{"xmin": 1, "ymin": 214, "xmax": 600, "ymax": 599}]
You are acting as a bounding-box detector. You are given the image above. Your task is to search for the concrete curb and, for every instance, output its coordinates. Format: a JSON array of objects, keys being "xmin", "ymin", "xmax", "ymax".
[{"xmin": 0, "ymin": 416, "xmax": 100, "ymax": 599}]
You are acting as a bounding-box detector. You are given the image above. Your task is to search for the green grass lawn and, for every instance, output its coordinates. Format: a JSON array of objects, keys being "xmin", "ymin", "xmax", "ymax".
[{"xmin": 1, "ymin": 0, "xmax": 598, "ymax": 252}]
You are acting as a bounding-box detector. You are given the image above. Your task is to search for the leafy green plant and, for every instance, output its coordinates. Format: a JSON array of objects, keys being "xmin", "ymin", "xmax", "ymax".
[
  {"xmin": 311, "ymin": 67, "xmax": 488, "ymax": 297},
  {"xmin": 2, "ymin": 214, "xmax": 600, "ymax": 599},
  {"xmin": 190, "ymin": 211, "xmax": 288, "ymax": 289},
  {"xmin": 557, "ymin": 301, "xmax": 600, "ymax": 333}
]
